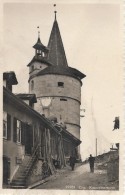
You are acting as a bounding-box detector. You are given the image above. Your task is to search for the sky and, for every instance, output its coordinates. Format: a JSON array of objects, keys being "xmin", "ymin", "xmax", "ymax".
[{"xmin": 2, "ymin": 0, "xmax": 123, "ymax": 160}]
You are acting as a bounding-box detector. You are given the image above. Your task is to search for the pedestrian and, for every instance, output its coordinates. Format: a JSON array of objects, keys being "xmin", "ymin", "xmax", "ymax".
[
  {"xmin": 69, "ymin": 155, "xmax": 76, "ymax": 171},
  {"xmin": 88, "ymin": 154, "xmax": 95, "ymax": 173}
]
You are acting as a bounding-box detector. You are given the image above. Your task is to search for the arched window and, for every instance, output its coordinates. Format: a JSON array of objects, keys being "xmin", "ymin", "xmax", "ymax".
[{"xmin": 31, "ymin": 80, "xmax": 34, "ymax": 90}]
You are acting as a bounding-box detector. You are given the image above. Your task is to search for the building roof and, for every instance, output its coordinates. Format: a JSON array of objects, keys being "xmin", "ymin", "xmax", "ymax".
[
  {"xmin": 33, "ymin": 37, "xmax": 48, "ymax": 52},
  {"xmin": 37, "ymin": 65, "xmax": 86, "ymax": 81},
  {"xmin": 15, "ymin": 93, "xmax": 37, "ymax": 103},
  {"xmin": 3, "ymin": 71, "xmax": 18, "ymax": 85},
  {"xmin": 54, "ymin": 123, "xmax": 81, "ymax": 146},
  {"xmin": 27, "ymin": 56, "xmax": 52, "ymax": 67},
  {"xmin": 47, "ymin": 18, "xmax": 68, "ymax": 67}
]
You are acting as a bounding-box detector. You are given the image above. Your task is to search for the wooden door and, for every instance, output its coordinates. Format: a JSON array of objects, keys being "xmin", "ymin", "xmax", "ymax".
[{"xmin": 3, "ymin": 156, "xmax": 10, "ymax": 185}]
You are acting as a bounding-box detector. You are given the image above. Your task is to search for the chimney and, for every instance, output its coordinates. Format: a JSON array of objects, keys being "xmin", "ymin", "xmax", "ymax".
[{"xmin": 3, "ymin": 71, "xmax": 18, "ymax": 92}]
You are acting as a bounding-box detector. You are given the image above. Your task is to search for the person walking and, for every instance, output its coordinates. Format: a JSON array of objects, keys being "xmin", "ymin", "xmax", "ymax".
[
  {"xmin": 88, "ymin": 154, "xmax": 95, "ymax": 173},
  {"xmin": 69, "ymin": 155, "xmax": 76, "ymax": 171}
]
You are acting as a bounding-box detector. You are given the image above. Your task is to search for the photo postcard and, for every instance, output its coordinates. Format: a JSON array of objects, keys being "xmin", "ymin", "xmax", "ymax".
[{"xmin": 0, "ymin": 0, "xmax": 124, "ymax": 195}]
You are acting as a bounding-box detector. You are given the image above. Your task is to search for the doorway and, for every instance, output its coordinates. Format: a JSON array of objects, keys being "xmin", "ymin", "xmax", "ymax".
[{"xmin": 3, "ymin": 156, "xmax": 10, "ymax": 185}]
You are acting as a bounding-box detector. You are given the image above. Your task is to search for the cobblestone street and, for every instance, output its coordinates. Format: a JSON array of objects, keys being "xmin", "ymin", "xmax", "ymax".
[{"xmin": 35, "ymin": 163, "xmax": 118, "ymax": 190}]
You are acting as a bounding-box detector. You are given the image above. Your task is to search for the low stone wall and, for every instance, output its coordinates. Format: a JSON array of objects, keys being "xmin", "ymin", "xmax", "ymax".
[{"xmin": 107, "ymin": 158, "xmax": 119, "ymax": 182}]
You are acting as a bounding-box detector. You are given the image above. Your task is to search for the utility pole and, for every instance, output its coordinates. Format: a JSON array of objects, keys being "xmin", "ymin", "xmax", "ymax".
[{"xmin": 96, "ymin": 138, "xmax": 97, "ymax": 157}]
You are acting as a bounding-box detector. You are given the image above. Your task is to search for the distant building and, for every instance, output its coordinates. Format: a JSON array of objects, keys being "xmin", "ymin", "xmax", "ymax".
[{"xmin": 27, "ymin": 12, "xmax": 86, "ymax": 158}]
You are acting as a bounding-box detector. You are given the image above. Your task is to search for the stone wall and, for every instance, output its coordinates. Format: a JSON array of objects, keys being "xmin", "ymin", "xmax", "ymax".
[
  {"xmin": 30, "ymin": 74, "xmax": 81, "ymax": 102},
  {"xmin": 29, "ymin": 74, "xmax": 81, "ymax": 139}
]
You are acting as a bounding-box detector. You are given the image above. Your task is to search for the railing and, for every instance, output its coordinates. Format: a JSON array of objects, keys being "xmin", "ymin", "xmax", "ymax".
[{"xmin": 25, "ymin": 143, "xmax": 40, "ymax": 178}]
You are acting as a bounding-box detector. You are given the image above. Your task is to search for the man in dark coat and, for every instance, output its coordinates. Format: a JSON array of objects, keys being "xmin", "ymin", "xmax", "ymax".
[
  {"xmin": 88, "ymin": 154, "xmax": 95, "ymax": 173},
  {"xmin": 69, "ymin": 156, "xmax": 76, "ymax": 171}
]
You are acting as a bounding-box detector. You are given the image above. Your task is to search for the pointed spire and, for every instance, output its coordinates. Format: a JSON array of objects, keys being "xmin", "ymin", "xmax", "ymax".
[
  {"xmin": 47, "ymin": 7, "xmax": 68, "ymax": 67},
  {"xmin": 38, "ymin": 31, "xmax": 40, "ymax": 39},
  {"xmin": 37, "ymin": 26, "xmax": 41, "ymax": 43},
  {"xmin": 54, "ymin": 4, "xmax": 57, "ymax": 21},
  {"xmin": 37, "ymin": 26, "xmax": 40, "ymax": 37},
  {"xmin": 54, "ymin": 11, "xmax": 57, "ymax": 21},
  {"xmin": 33, "ymin": 26, "xmax": 48, "ymax": 52},
  {"xmin": 32, "ymin": 26, "xmax": 48, "ymax": 59}
]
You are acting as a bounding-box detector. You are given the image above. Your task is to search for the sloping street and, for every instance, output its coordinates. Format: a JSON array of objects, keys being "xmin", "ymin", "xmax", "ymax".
[{"xmin": 35, "ymin": 163, "xmax": 118, "ymax": 190}]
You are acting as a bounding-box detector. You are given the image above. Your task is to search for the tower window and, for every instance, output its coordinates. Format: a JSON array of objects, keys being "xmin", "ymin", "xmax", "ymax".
[
  {"xmin": 58, "ymin": 82, "xmax": 64, "ymax": 87},
  {"xmin": 37, "ymin": 50, "xmax": 42, "ymax": 56},
  {"xmin": 42, "ymin": 52, "xmax": 45, "ymax": 57},
  {"xmin": 31, "ymin": 80, "xmax": 34, "ymax": 90},
  {"xmin": 60, "ymin": 98, "xmax": 67, "ymax": 101}
]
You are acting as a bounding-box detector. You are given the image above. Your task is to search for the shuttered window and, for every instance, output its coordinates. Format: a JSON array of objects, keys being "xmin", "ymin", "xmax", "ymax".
[
  {"xmin": 21, "ymin": 122, "xmax": 25, "ymax": 145},
  {"xmin": 17, "ymin": 120, "xmax": 21, "ymax": 143},
  {"xmin": 13, "ymin": 118, "xmax": 25, "ymax": 144},
  {"xmin": 7, "ymin": 114, "xmax": 11, "ymax": 140},
  {"xmin": 13, "ymin": 118, "xmax": 17, "ymax": 142},
  {"xmin": 3, "ymin": 112, "xmax": 11, "ymax": 140}
]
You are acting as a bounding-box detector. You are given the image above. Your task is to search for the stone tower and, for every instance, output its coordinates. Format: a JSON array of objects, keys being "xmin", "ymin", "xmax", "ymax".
[{"xmin": 27, "ymin": 13, "xmax": 86, "ymax": 141}]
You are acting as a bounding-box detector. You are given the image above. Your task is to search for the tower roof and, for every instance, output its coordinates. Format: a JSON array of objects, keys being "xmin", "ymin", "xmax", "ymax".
[
  {"xmin": 33, "ymin": 37, "xmax": 48, "ymax": 52},
  {"xmin": 27, "ymin": 56, "xmax": 52, "ymax": 67},
  {"xmin": 37, "ymin": 65, "xmax": 86, "ymax": 81},
  {"xmin": 47, "ymin": 16, "xmax": 68, "ymax": 67}
]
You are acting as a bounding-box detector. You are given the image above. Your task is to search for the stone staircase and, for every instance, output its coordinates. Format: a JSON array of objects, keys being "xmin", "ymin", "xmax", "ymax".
[{"xmin": 10, "ymin": 145, "xmax": 39, "ymax": 189}]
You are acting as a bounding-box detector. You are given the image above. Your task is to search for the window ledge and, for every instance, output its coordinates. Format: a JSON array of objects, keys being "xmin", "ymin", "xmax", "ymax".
[{"xmin": 3, "ymin": 137, "xmax": 7, "ymax": 141}]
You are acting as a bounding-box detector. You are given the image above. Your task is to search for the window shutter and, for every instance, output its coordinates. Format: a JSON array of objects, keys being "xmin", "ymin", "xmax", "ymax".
[
  {"xmin": 30, "ymin": 125, "xmax": 33, "ymax": 148},
  {"xmin": 21, "ymin": 122, "xmax": 25, "ymax": 145},
  {"xmin": 13, "ymin": 118, "xmax": 17, "ymax": 142},
  {"xmin": 7, "ymin": 114, "xmax": 11, "ymax": 140}
]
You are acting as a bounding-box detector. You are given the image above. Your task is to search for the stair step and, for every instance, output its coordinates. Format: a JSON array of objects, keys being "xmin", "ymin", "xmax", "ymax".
[
  {"xmin": 12, "ymin": 178, "xmax": 26, "ymax": 183},
  {"xmin": 17, "ymin": 174, "xmax": 26, "ymax": 177},
  {"xmin": 14, "ymin": 173, "xmax": 26, "ymax": 178},
  {"xmin": 11, "ymin": 154, "xmax": 37, "ymax": 187},
  {"xmin": 11, "ymin": 181, "xmax": 26, "ymax": 186},
  {"xmin": 10, "ymin": 185, "xmax": 26, "ymax": 189},
  {"xmin": 12, "ymin": 178, "xmax": 26, "ymax": 182},
  {"xmin": 17, "ymin": 176, "xmax": 26, "ymax": 179},
  {"xmin": 11, "ymin": 183, "xmax": 26, "ymax": 187}
]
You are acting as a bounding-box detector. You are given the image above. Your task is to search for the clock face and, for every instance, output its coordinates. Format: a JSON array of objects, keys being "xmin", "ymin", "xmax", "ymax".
[{"xmin": 40, "ymin": 97, "xmax": 52, "ymax": 107}]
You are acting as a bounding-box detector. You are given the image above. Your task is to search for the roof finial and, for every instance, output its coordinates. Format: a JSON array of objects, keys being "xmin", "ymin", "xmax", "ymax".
[
  {"xmin": 38, "ymin": 31, "xmax": 40, "ymax": 38},
  {"xmin": 53, "ymin": 4, "xmax": 57, "ymax": 20},
  {"xmin": 37, "ymin": 26, "xmax": 40, "ymax": 38}
]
